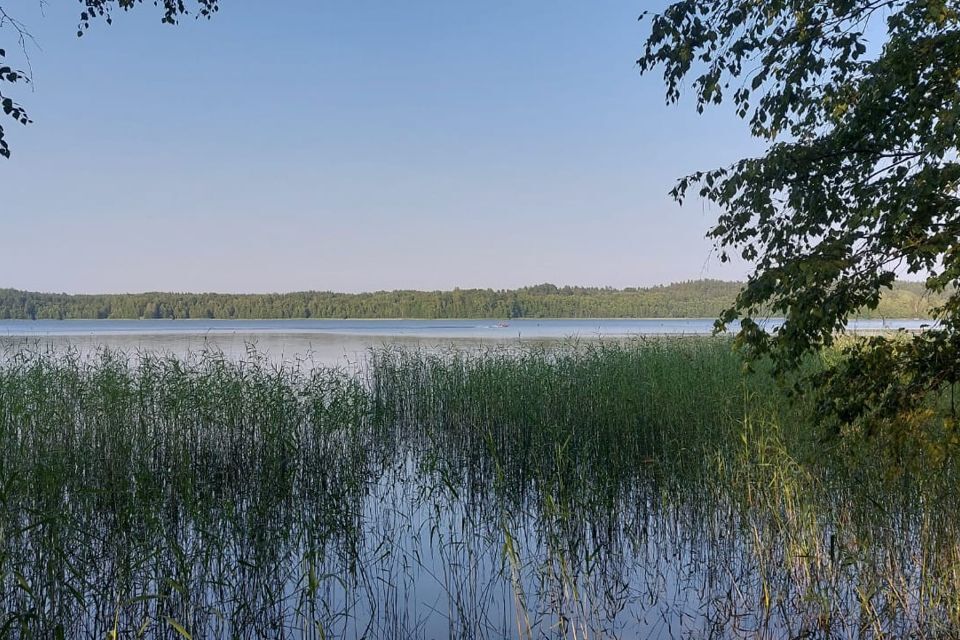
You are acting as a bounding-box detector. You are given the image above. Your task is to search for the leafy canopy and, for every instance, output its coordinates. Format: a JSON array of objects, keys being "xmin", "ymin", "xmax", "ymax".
[
  {"xmin": 0, "ymin": 1, "xmax": 219, "ymax": 158},
  {"xmin": 639, "ymin": 0, "xmax": 960, "ymax": 427}
]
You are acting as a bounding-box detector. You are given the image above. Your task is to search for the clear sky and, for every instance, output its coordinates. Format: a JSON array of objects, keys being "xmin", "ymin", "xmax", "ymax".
[{"xmin": 1, "ymin": 1, "xmax": 758, "ymax": 294}]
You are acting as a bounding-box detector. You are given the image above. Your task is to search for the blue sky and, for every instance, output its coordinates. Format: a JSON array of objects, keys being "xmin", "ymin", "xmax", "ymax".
[{"xmin": 1, "ymin": 1, "xmax": 758, "ymax": 293}]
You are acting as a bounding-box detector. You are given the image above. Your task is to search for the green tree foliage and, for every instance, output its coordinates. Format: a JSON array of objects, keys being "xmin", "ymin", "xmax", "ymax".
[
  {"xmin": 639, "ymin": 1, "xmax": 960, "ymax": 427},
  {"xmin": 0, "ymin": 281, "xmax": 942, "ymax": 320},
  {"xmin": 0, "ymin": 6, "xmax": 32, "ymax": 159},
  {"xmin": 0, "ymin": 1, "xmax": 219, "ymax": 158}
]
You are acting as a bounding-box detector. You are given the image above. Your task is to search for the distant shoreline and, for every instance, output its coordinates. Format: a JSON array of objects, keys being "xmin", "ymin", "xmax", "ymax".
[{"xmin": 1, "ymin": 280, "xmax": 941, "ymax": 322}]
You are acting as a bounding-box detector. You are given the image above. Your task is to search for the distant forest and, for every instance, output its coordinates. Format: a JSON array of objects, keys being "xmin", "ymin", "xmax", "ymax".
[{"xmin": 0, "ymin": 280, "xmax": 944, "ymax": 321}]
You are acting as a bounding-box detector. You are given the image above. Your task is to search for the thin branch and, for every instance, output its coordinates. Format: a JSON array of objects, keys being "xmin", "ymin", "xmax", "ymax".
[{"xmin": 0, "ymin": 4, "xmax": 39, "ymax": 83}]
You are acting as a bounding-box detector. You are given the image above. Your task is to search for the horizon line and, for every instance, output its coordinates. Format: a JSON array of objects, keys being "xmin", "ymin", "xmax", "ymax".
[
  {"xmin": 0, "ymin": 277, "xmax": 930, "ymax": 298},
  {"xmin": 4, "ymin": 279, "xmax": 757, "ymax": 297}
]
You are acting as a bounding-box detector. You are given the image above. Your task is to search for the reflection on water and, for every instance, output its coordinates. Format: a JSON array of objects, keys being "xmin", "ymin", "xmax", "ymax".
[
  {"xmin": 0, "ymin": 342, "xmax": 956, "ymax": 638},
  {"xmin": 0, "ymin": 317, "xmax": 933, "ymax": 338},
  {"xmin": 0, "ymin": 316, "xmax": 934, "ymax": 369},
  {"xmin": 1, "ymin": 331, "xmax": 446, "ymax": 368}
]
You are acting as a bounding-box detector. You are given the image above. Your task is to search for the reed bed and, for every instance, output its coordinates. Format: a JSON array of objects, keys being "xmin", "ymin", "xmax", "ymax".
[{"xmin": 0, "ymin": 339, "xmax": 957, "ymax": 638}]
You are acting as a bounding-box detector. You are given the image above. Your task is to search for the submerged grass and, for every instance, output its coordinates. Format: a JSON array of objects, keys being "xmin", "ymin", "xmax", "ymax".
[{"xmin": 0, "ymin": 338, "xmax": 957, "ymax": 638}]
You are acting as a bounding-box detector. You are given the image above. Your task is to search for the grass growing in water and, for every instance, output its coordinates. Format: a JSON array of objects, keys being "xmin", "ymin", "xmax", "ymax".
[{"xmin": 0, "ymin": 338, "xmax": 957, "ymax": 638}]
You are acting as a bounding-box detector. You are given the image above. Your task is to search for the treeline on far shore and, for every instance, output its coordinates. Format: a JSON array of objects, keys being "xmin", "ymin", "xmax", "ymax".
[{"xmin": 0, "ymin": 280, "xmax": 945, "ymax": 321}]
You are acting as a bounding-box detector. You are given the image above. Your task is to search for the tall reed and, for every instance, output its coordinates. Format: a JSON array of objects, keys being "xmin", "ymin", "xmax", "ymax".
[{"xmin": 0, "ymin": 339, "xmax": 957, "ymax": 638}]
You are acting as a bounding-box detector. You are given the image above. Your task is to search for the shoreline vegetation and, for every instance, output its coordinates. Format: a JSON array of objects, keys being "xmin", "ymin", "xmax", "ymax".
[
  {"xmin": 1, "ymin": 339, "xmax": 958, "ymax": 637},
  {"xmin": 0, "ymin": 279, "xmax": 945, "ymax": 321}
]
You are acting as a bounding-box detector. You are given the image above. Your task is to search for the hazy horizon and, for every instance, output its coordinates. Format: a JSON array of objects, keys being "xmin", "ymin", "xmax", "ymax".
[
  {"xmin": 3, "ymin": 277, "xmax": 933, "ymax": 298},
  {"xmin": 5, "ymin": 278, "xmax": 741, "ymax": 297}
]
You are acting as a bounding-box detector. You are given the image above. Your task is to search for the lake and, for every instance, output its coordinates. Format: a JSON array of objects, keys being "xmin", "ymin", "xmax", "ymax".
[
  {"xmin": 0, "ymin": 317, "xmax": 932, "ymax": 366},
  {"xmin": 1, "ymin": 324, "xmax": 953, "ymax": 639}
]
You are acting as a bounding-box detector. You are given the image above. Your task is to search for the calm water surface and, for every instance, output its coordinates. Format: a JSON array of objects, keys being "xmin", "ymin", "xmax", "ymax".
[
  {"xmin": 0, "ymin": 317, "xmax": 931, "ymax": 366},
  {"xmin": 0, "ymin": 317, "xmax": 932, "ymax": 337},
  {"xmin": 0, "ymin": 320, "xmax": 948, "ymax": 639}
]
